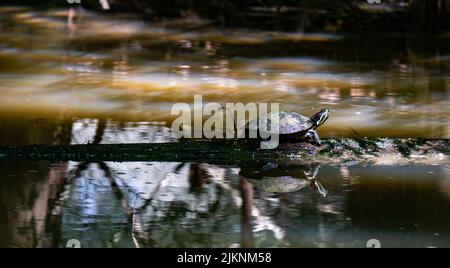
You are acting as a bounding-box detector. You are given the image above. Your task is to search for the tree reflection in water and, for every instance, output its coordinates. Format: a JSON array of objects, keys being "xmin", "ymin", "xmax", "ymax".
[
  {"xmin": 36, "ymin": 118, "xmax": 324, "ymax": 248},
  {"xmin": 3, "ymin": 117, "xmax": 450, "ymax": 247}
]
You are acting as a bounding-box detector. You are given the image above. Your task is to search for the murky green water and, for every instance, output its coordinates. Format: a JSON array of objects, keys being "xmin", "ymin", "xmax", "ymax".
[{"xmin": 0, "ymin": 6, "xmax": 449, "ymax": 247}]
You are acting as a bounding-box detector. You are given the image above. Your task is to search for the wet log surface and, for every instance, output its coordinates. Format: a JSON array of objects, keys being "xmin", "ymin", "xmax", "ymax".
[{"xmin": 0, "ymin": 138, "xmax": 449, "ymax": 165}]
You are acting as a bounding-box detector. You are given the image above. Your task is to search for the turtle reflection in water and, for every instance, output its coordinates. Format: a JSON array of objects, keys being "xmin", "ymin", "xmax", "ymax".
[{"xmin": 239, "ymin": 163, "xmax": 327, "ymax": 197}]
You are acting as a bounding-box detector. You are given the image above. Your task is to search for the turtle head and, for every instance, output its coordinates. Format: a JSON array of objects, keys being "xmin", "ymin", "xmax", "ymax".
[{"xmin": 310, "ymin": 108, "xmax": 329, "ymax": 129}]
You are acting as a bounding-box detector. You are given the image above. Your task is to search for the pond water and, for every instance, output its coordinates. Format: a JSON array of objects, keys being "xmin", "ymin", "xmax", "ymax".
[
  {"xmin": 1, "ymin": 159, "xmax": 450, "ymax": 248},
  {"xmin": 0, "ymin": 6, "xmax": 449, "ymax": 248}
]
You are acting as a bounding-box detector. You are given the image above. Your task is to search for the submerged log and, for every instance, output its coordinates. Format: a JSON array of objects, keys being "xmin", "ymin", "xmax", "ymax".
[{"xmin": 0, "ymin": 138, "xmax": 448, "ymax": 165}]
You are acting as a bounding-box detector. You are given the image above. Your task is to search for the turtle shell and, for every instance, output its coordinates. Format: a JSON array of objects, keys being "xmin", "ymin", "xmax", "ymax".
[{"xmin": 246, "ymin": 111, "xmax": 312, "ymax": 135}]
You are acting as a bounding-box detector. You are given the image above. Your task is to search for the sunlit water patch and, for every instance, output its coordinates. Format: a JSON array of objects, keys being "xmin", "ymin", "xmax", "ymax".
[{"xmin": 0, "ymin": 7, "xmax": 449, "ymax": 142}]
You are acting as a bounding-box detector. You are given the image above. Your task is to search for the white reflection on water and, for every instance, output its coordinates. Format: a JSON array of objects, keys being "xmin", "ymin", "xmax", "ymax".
[{"xmin": 0, "ymin": 7, "xmax": 449, "ymax": 139}]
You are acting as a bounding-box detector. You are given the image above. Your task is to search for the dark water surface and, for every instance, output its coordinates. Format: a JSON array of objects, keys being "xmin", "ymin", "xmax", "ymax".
[
  {"xmin": 0, "ymin": 6, "xmax": 450, "ymax": 248},
  {"xmin": 1, "ymin": 160, "xmax": 449, "ymax": 248}
]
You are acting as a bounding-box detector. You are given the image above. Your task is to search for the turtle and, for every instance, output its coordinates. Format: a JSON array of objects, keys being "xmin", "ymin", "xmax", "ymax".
[
  {"xmin": 240, "ymin": 163, "xmax": 327, "ymax": 196},
  {"xmin": 245, "ymin": 108, "xmax": 329, "ymax": 145}
]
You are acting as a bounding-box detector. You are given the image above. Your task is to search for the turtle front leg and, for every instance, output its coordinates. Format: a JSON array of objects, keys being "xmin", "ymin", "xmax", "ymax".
[{"xmin": 305, "ymin": 129, "xmax": 322, "ymax": 146}]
